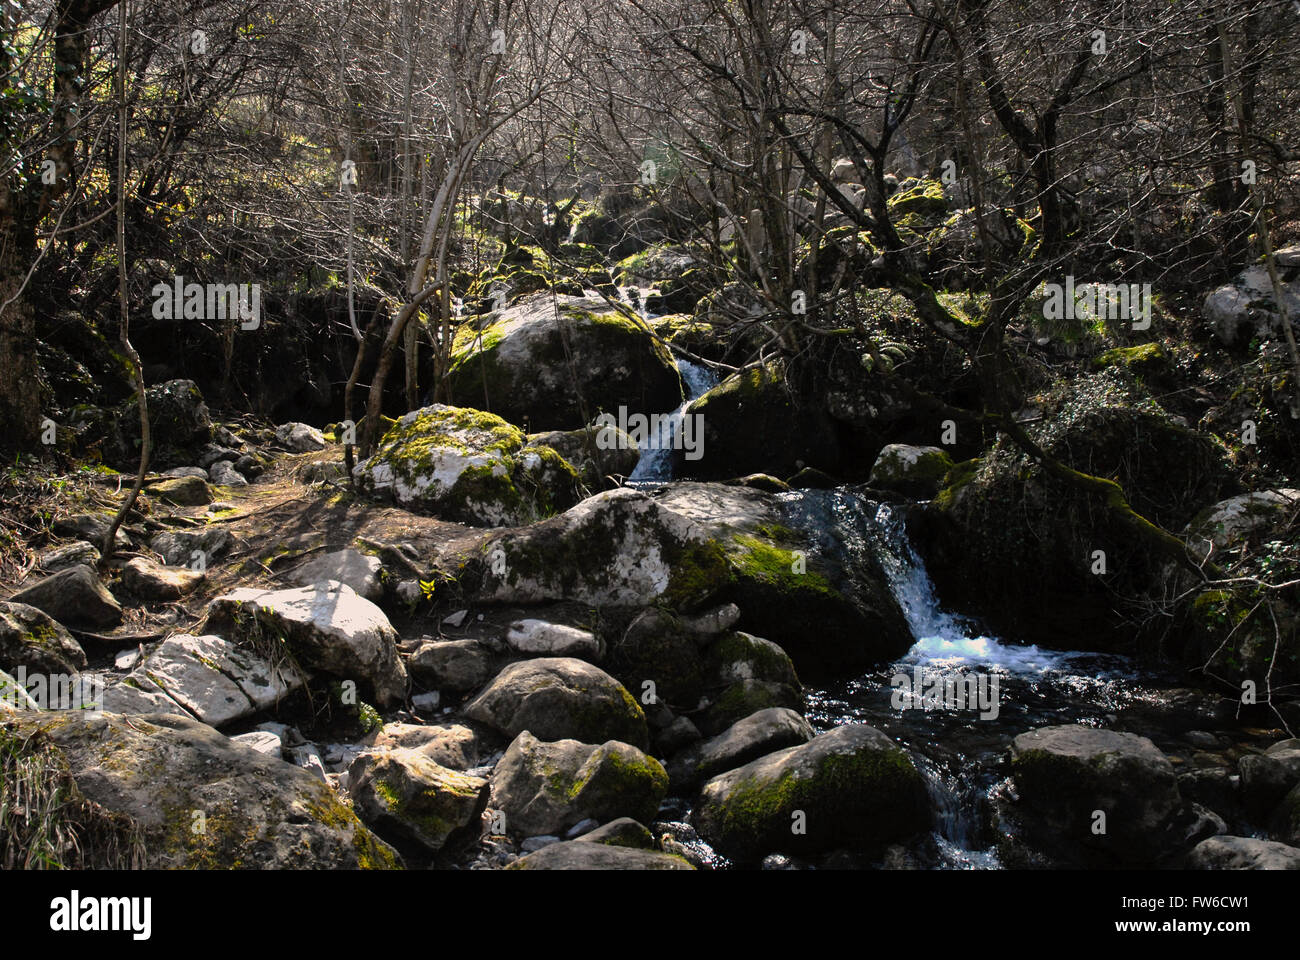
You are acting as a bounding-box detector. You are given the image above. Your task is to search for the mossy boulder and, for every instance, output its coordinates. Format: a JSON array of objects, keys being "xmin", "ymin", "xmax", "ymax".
[
  {"xmin": 615, "ymin": 243, "xmax": 704, "ymax": 314},
  {"xmin": 471, "ymin": 488, "xmax": 734, "ymax": 611},
  {"xmin": 1005, "ymin": 725, "xmax": 1189, "ymax": 866},
  {"xmin": 352, "ymin": 404, "xmax": 582, "ymax": 526},
  {"xmin": 609, "ymin": 607, "xmax": 709, "ymax": 708},
  {"xmin": 692, "ymin": 724, "xmax": 929, "ymax": 862},
  {"xmin": 921, "ymin": 372, "xmax": 1237, "ymax": 652},
  {"xmin": 655, "ymin": 483, "xmax": 913, "ymax": 674},
  {"xmin": 347, "ymin": 748, "xmax": 488, "ymax": 852},
  {"xmin": 0, "ymin": 601, "xmax": 87, "ymax": 676},
  {"xmin": 488, "ymin": 730, "xmax": 667, "ymax": 838},
  {"xmin": 463, "ymin": 657, "xmax": 649, "ymax": 750},
  {"xmin": 446, "ymin": 293, "xmax": 682, "ymax": 432},
  {"xmin": 527, "ymin": 424, "xmax": 640, "ymax": 490},
  {"xmin": 674, "ymin": 362, "xmax": 840, "ymax": 481},
  {"xmin": 868, "ymin": 444, "xmax": 954, "ymax": 498},
  {"xmin": 887, "ymin": 178, "xmax": 949, "ymax": 218},
  {"xmin": 1, "ymin": 712, "xmax": 401, "ymax": 868},
  {"xmin": 700, "ymin": 678, "xmax": 803, "ymax": 735}
]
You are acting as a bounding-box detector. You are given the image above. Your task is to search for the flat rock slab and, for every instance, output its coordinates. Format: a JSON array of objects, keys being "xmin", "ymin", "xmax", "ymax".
[
  {"xmin": 207, "ymin": 582, "xmax": 407, "ymax": 706},
  {"xmin": 0, "ymin": 711, "xmax": 400, "ymax": 869},
  {"xmin": 123, "ymin": 633, "xmax": 306, "ymax": 728}
]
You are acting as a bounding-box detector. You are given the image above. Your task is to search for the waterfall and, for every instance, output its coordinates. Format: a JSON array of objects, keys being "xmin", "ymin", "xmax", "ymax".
[{"xmin": 628, "ymin": 359, "xmax": 719, "ymax": 481}]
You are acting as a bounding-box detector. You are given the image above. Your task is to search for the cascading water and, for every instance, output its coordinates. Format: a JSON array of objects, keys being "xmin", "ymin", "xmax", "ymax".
[
  {"xmin": 628, "ymin": 360, "xmax": 719, "ymax": 481},
  {"xmin": 781, "ymin": 488, "xmax": 1196, "ymax": 868}
]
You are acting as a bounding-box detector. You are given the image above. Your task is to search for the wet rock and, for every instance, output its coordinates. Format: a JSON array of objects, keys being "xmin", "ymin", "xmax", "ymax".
[
  {"xmin": 1239, "ymin": 740, "xmax": 1300, "ymax": 816},
  {"xmin": 348, "ymin": 748, "xmax": 488, "ymax": 852},
  {"xmin": 352, "ymin": 404, "xmax": 581, "ymax": 526},
  {"xmin": 464, "ymin": 657, "xmax": 648, "ymax": 749},
  {"xmin": 207, "ymin": 582, "xmax": 408, "ymax": 706},
  {"xmin": 1008, "ymin": 725, "xmax": 1188, "ymax": 865},
  {"xmin": 1186, "ymin": 835, "xmax": 1300, "ymax": 870},
  {"xmin": 693, "ymin": 724, "xmax": 929, "ymax": 862},
  {"xmin": 289, "ymin": 548, "xmax": 384, "ymax": 601},
  {"xmin": 1, "ymin": 711, "xmax": 400, "ymax": 868},
  {"xmin": 667, "ymin": 707, "xmax": 816, "ymax": 791},
  {"xmin": 8, "ymin": 564, "xmax": 122, "ymax": 628},
  {"xmin": 121, "ymin": 557, "xmax": 204, "ymax": 600},
  {"xmin": 407, "ymin": 639, "xmax": 495, "ymax": 693},
  {"xmin": 505, "ymin": 619, "xmax": 601, "ymax": 660},
  {"xmin": 0, "ymin": 601, "xmax": 87, "ymax": 675},
  {"xmin": 489, "ymin": 731, "xmax": 667, "ymax": 837}
]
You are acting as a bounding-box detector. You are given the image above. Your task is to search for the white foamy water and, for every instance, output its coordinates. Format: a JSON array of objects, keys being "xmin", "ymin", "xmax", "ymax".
[{"xmin": 628, "ymin": 359, "xmax": 718, "ymax": 481}]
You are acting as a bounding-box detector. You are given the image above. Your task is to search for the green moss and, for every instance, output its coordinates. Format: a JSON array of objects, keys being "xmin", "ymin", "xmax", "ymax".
[
  {"xmin": 934, "ymin": 458, "xmax": 981, "ymax": 511},
  {"xmin": 728, "ymin": 534, "xmax": 838, "ymax": 599},
  {"xmin": 1092, "ymin": 342, "xmax": 1166, "ymax": 372}
]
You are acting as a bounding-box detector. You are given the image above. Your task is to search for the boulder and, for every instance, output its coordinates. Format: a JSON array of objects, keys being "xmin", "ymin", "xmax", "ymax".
[
  {"xmin": 275, "ymin": 422, "xmax": 326, "ymax": 452},
  {"xmin": 8, "ymin": 564, "xmax": 122, "ymax": 628},
  {"xmin": 150, "ymin": 527, "xmax": 233, "ymax": 567},
  {"xmin": 347, "ymin": 748, "xmax": 488, "ymax": 851},
  {"xmin": 362, "ymin": 722, "xmax": 478, "ymax": 770},
  {"xmin": 121, "ymin": 557, "xmax": 204, "ymax": 600},
  {"xmin": 208, "ymin": 461, "xmax": 248, "ymax": 486},
  {"xmin": 464, "ymin": 657, "xmax": 648, "ymax": 749},
  {"xmin": 120, "ymin": 633, "xmax": 306, "ymax": 728},
  {"xmin": 489, "ymin": 731, "xmax": 667, "ymax": 837},
  {"xmin": 674, "ymin": 362, "xmax": 841, "ymax": 481},
  {"xmin": 0, "ymin": 601, "xmax": 87, "ymax": 675},
  {"xmin": 144, "ymin": 474, "xmax": 212, "ymax": 506},
  {"xmin": 574, "ymin": 816, "xmax": 656, "ymax": 848},
  {"xmin": 667, "ymin": 707, "xmax": 816, "ymax": 791},
  {"xmin": 445, "ymin": 293, "xmax": 682, "ymax": 432},
  {"xmin": 51, "ymin": 513, "xmax": 130, "ymax": 548},
  {"xmin": 700, "ymin": 679, "xmax": 804, "ymax": 735},
  {"xmin": 407, "ymin": 639, "xmax": 495, "ymax": 693},
  {"xmin": 924, "ymin": 372, "xmax": 1236, "ymax": 651},
  {"xmin": 37, "ymin": 541, "xmax": 100, "ymax": 572},
  {"xmin": 206, "ymin": 582, "xmax": 407, "ymax": 706},
  {"xmin": 352, "ymin": 404, "xmax": 581, "ymax": 526},
  {"xmin": 868, "ymin": 444, "xmax": 955, "ymax": 498},
  {"xmin": 1007, "ymin": 725, "xmax": 1188, "ymax": 865},
  {"xmin": 693, "ymin": 724, "xmax": 929, "ymax": 862},
  {"xmin": 1186, "ymin": 835, "xmax": 1300, "ymax": 870},
  {"xmin": 111, "ymin": 379, "xmax": 212, "ymax": 469},
  {"xmin": 507, "ymin": 839, "xmax": 692, "ymax": 869},
  {"xmin": 289, "ymin": 548, "xmax": 384, "ymax": 601},
  {"xmin": 527, "ymin": 424, "xmax": 639, "ymax": 489},
  {"xmin": 1203, "ymin": 262, "xmax": 1300, "ymax": 346},
  {"xmin": 0, "ymin": 711, "xmax": 400, "ymax": 868},
  {"xmin": 1239, "ymin": 739, "xmax": 1300, "ymax": 816},
  {"xmin": 1182, "ymin": 490, "xmax": 1300, "ymax": 561}
]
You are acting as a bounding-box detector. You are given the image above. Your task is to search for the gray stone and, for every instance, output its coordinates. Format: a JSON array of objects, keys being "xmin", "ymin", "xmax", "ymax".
[
  {"xmin": 348, "ymin": 748, "xmax": 488, "ymax": 852},
  {"xmin": 1186, "ymin": 835, "xmax": 1300, "ymax": 870},
  {"xmin": 667, "ymin": 707, "xmax": 816, "ymax": 791},
  {"xmin": 8, "ymin": 564, "xmax": 122, "ymax": 628},
  {"xmin": 289, "ymin": 548, "xmax": 384, "ymax": 601}
]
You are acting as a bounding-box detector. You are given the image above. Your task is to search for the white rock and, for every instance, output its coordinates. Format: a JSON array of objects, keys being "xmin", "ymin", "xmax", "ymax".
[
  {"xmin": 276, "ymin": 422, "xmax": 327, "ymax": 452},
  {"xmin": 230, "ymin": 731, "xmax": 284, "ymax": 757},
  {"xmin": 506, "ymin": 619, "xmax": 601, "ymax": 659},
  {"xmin": 289, "ymin": 549, "xmax": 384, "ymax": 601},
  {"xmin": 412, "ymin": 691, "xmax": 440, "ymax": 711}
]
